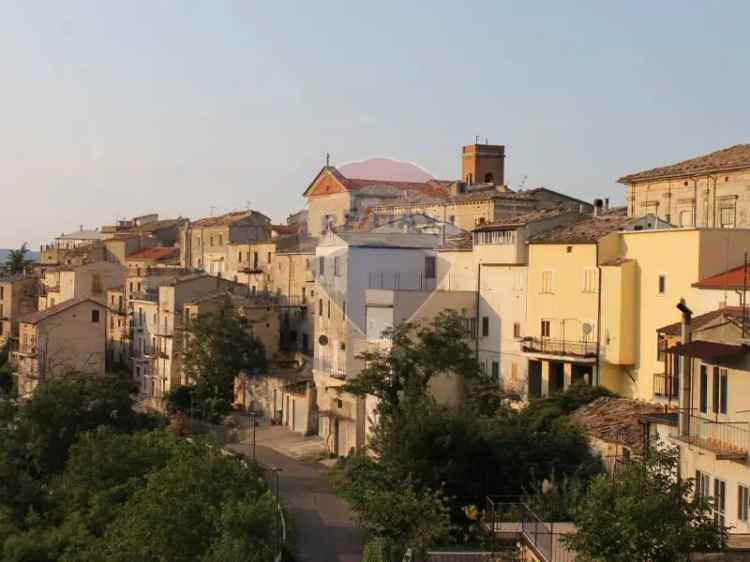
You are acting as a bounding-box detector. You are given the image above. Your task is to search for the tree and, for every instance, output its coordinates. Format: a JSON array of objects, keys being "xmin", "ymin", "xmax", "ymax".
[
  {"xmin": 4, "ymin": 243, "xmax": 33, "ymax": 275},
  {"xmin": 182, "ymin": 305, "xmax": 266, "ymax": 406},
  {"xmin": 342, "ymin": 310, "xmax": 481, "ymax": 415},
  {"xmin": 564, "ymin": 446, "xmax": 725, "ymax": 562}
]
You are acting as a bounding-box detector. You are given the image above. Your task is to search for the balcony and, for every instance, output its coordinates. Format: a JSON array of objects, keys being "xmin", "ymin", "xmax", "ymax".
[
  {"xmin": 653, "ymin": 372, "xmax": 679, "ymax": 400},
  {"xmin": 522, "ymin": 337, "xmax": 597, "ymax": 361},
  {"xmin": 131, "ymin": 289, "xmax": 159, "ymax": 302},
  {"xmin": 313, "ymin": 357, "xmax": 347, "ymax": 379},
  {"xmin": 672, "ymin": 413, "xmax": 750, "ymax": 461}
]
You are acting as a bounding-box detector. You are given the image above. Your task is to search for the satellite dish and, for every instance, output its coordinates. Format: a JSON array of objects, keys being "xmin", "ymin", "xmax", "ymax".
[
  {"xmin": 318, "ymin": 335, "xmax": 329, "ymax": 346},
  {"xmin": 582, "ymin": 323, "xmax": 593, "ymax": 335}
]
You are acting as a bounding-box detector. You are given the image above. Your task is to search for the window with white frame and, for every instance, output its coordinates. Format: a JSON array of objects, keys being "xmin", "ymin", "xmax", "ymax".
[{"xmin": 583, "ymin": 268, "xmax": 598, "ymax": 293}]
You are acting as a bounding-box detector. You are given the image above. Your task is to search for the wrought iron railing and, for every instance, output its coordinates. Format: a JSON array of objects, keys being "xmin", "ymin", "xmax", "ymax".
[
  {"xmin": 653, "ymin": 372, "xmax": 679, "ymax": 400},
  {"xmin": 673, "ymin": 413, "xmax": 750, "ymax": 459},
  {"xmin": 483, "ymin": 498, "xmax": 577, "ymax": 562},
  {"xmin": 522, "ymin": 337, "xmax": 597, "ymax": 358}
]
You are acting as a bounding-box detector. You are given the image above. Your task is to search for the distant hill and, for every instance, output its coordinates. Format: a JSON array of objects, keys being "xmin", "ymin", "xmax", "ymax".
[
  {"xmin": 0, "ymin": 248, "xmax": 40, "ymax": 265},
  {"xmin": 338, "ymin": 157, "xmax": 435, "ymax": 182}
]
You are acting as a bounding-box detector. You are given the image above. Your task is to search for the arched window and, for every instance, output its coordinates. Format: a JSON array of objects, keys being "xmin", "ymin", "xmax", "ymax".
[{"xmin": 484, "ymin": 172, "xmax": 494, "ymax": 183}]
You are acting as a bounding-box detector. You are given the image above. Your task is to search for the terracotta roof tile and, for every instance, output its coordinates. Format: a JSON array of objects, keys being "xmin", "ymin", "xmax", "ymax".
[
  {"xmin": 529, "ymin": 209, "xmax": 630, "ymax": 244},
  {"xmin": 125, "ymin": 247, "xmax": 179, "ymax": 262},
  {"xmin": 694, "ymin": 264, "xmax": 750, "ymax": 290},
  {"xmin": 192, "ymin": 210, "xmax": 270, "ymax": 227},
  {"xmin": 569, "ymin": 397, "xmax": 664, "ymax": 452},
  {"xmin": 618, "ymin": 144, "xmax": 750, "ymax": 184},
  {"xmin": 472, "ymin": 209, "xmax": 570, "ymax": 232}
]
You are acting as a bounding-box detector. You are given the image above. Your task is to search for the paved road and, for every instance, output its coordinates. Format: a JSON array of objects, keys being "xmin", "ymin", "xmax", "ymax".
[{"xmin": 229, "ymin": 428, "xmax": 364, "ymax": 562}]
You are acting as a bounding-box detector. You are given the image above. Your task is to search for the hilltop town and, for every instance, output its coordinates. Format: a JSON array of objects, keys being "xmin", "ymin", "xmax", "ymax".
[{"xmin": 4, "ymin": 141, "xmax": 750, "ymax": 560}]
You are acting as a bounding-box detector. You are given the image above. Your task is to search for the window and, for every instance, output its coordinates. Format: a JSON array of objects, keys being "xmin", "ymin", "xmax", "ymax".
[
  {"xmin": 541, "ymin": 271, "xmax": 553, "ymax": 294},
  {"xmin": 334, "ymin": 256, "xmax": 341, "ymax": 277},
  {"xmin": 424, "ymin": 256, "xmax": 436, "ymax": 279},
  {"xmin": 511, "ymin": 362, "xmax": 519, "ymax": 381},
  {"xmin": 583, "ymin": 268, "xmax": 597, "ymax": 293},
  {"xmin": 491, "ymin": 361, "xmax": 499, "ymax": 379},
  {"xmin": 473, "ymin": 230, "xmax": 516, "ymax": 245},
  {"xmin": 267, "ymin": 252, "xmax": 272, "ymax": 263},
  {"xmin": 91, "ymin": 273, "xmax": 102, "ymax": 294},
  {"xmin": 513, "ymin": 322, "xmax": 521, "ymax": 339},
  {"xmin": 91, "ymin": 309, "xmax": 100, "ymax": 323},
  {"xmin": 700, "ymin": 365, "xmax": 708, "ymax": 413},
  {"xmin": 658, "ymin": 274, "xmax": 667, "ymax": 295},
  {"xmin": 541, "ymin": 320, "xmax": 551, "ymax": 338},
  {"xmin": 318, "ymin": 256, "xmax": 325, "ymax": 276},
  {"xmin": 218, "ymin": 235, "xmax": 223, "ymax": 245},
  {"xmin": 714, "ymin": 478, "xmax": 727, "ymax": 527},
  {"xmin": 696, "ymin": 470, "xmax": 710, "ymax": 500},
  {"xmin": 713, "ymin": 367, "xmax": 728, "ymax": 414},
  {"xmin": 657, "ymin": 334, "xmax": 667, "ymax": 362},
  {"xmin": 679, "ymin": 209, "xmax": 693, "ymax": 227},
  {"xmin": 720, "ymin": 207, "xmax": 736, "ymax": 228},
  {"xmin": 739, "ymin": 485, "xmax": 749, "ymax": 523},
  {"xmin": 482, "ymin": 316, "xmax": 489, "ymax": 337},
  {"xmin": 327, "ymin": 299, "xmax": 331, "ymax": 319}
]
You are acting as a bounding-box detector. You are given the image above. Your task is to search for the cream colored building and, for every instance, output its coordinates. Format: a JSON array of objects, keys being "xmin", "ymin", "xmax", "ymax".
[
  {"xmin": 0, "ymin": 275, "xmax": 38, "ymax": 349},
  {"xmin": 105, "ymin": 287, "xmax": 129, "ymax": 372},
  {"xmin": 646, "ymin": 305, "xmax": 750, "ymax": 537},
  {"xmin": 38, "ymin": 261, "xmax": 125, "ymax": 310},
  {"xmin": 180, "ymin": 210, "xmax": 271, "ymax": 275},
  {"xmin": 620, "ymin": 144, "xmax": 750, "ymax": 228},
  {"xmin": 12, "ymin": 297, "xmax": 107, "ymax": 397},
  {"xmin": 225, "ymin": 240, "xmax": 276, "ymax": 292}
]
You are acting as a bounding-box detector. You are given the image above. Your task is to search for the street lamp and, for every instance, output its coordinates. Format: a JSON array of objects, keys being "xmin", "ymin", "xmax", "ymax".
[
  {"xmin": 248, "ymin": 409, "xmax": 257, "ymax": 463},
  {"xmin": 269, "ymin": 466, "xmax": 283, "ymax": 560}
]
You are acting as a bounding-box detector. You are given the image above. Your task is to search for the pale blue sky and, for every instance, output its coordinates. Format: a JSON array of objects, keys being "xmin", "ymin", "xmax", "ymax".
[{"xmin": 1, "ymin": 1, "xmax": 748, "ymax": 247}]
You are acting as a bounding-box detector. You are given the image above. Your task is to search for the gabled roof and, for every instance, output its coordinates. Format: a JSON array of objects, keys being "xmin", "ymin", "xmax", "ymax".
[
  {"xmin": 125, "ymin": 247, "xmax": 179, "ymax": 262},
  {"xmin": 694, "ymin": 264, "xmax": 750, "ymax": 290},
  {"xmin": 657, "ymin": 306, "xmax": 750, "ymax": 337},
  {"xmin": 529, "ymin": 208, "xmax": 630, "ymax": 244},
  {"xmin": 303, "ymin": 166, "xmax": 451, "ymax": 199},
  {"xmin": 192, "ymin": 210, "xmax": 270, "ymax": 228},
  {"xmin": 569, "ymin": 397, "xmax": 664, "ymax": 452},
  {"xmin": 618, "ymin": 144, "xmax": 750, "ymax": 184},
  {"xmin": 19, "ymin": 296, "xmax": 105, "ymax": 325}
]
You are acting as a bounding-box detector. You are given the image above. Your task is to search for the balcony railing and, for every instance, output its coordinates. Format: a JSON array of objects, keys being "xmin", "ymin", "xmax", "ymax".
[
  {"xmin": 367, "ymin": 271, "xmax": 436, "ymax": 291},
  {"xmin": 673, "ymin": 413, "xmax": 750, "ymax": 460},
  {"xmin": 653, "ymin": 372, "xmax": 679, "ymax": 400},
  {"xmin": 483, "ymin": 498, "xmax": 577, "ymax": 562},
  {"xmin": 313, "ymin": 357, "xmax": 347, "ymax": 379},
  {"xmin": 522, "ymin": 337, "xmax": 597, "ymax": 358}
]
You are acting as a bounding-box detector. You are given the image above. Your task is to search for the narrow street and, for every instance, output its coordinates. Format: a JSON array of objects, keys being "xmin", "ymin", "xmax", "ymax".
[{"xmin": 228, "ymin": 423, "xmax": 364, "ymax": 562}]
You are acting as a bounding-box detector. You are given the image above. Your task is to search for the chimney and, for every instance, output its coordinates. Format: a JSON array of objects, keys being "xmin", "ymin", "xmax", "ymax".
[
  {"xmin": 593, "ymin": 199, "xmax": 604, "ymax": 217},
  {"xmin": 677, "ymin": 298, "xmax": 693, "ymax": 436}
]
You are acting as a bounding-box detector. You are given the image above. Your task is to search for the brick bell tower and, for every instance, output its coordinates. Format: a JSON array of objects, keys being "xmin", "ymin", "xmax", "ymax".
[{"xmin": 461, "ymin": 142, "xmax": 505, "ymax": 185}]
